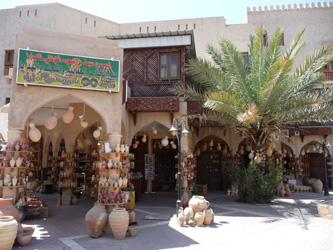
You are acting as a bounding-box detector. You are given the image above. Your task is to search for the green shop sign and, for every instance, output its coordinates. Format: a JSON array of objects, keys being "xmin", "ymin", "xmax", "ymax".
[{"xmin": 16, "ymin": 49, "xmax": 120, "ymax": 92}]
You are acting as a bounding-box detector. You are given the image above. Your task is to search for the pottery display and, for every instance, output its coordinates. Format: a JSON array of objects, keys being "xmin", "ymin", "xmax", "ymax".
[
  {"xmin": 0, "ymin": 216, "xmax": 18, "ymax": 250},
  {"xmin": 63, "ymin": 106, "xmax": 74, "ymax": 124},
  {"xmin": 28, "ymin": 122, "xmax": 41, "ymax": 142},
  {"xmin": 85, "ymin": 203, "xmax": 108, "ymax": 238},
  {"xmin": 203, "ymin": 208, "xmax": 213, "ymax": 225},
  {"xmin": 0, "ymin": 198, "xmax": 19, "ymax": 222},
  {"xmin": 189, "ymin": 195, "xmax": 210, "ymax": 215},
  {"xmin": 109, "ymin": 208, "xmax": 129, "ymax": 239},
  {"xmin": 45, "ymin": 112, "xmax": 58, "ymax": 130},
  {"xmin": 194, "ymin": 212, "xmax": 204, "ymax": 227}
]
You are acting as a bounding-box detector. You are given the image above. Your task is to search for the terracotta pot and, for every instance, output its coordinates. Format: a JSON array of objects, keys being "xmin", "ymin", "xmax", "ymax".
[
  {"xmin": 194, "ymin": 212, "xmax": 204, "ymax": 227},
  {"xmin": 184, "ymin": 207, "xmax": 194, "ymax": 224},
  {"xmin": 203, "ymin": 208, "xmax": 213, "ymax": 225},
  {"xmin": 16, "ymin": 232, "xmax": 33, "ymax": 246},
  {"xmin": 16, "ymin": 157, "xmax": 23, "ymax": 167},
  {"xmin": 312, "ymin": 179, "xmax": 323, "ymax": 193},
  {"xmin": 0, "ymin": 216, "xmax": 18, "ymax": 250},
  {"xmin": 189, "ymin": 195, "xmax": 210, "ymax": 215},
  {"xmin": 128, "ymin": 225, "xmax": 137, "ymax": 237},
  {"xmin": 109, "ymin": 208, "xmax": 129, "ymax": 240},
  {"xmin": 85, "ymin": 203, "xmax": 108, "ymax": 238},
  {"xmin": 0, "ymin": 198, "xmax": 19, "ymax": 222}
]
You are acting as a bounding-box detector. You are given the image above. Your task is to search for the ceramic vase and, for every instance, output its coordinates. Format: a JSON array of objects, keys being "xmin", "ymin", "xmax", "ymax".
[
  {"xmin": 28, "ymin": 123, "xmax": 41, "ymax": 142},
  {"xmin": 107, "ymin": 159, "xmax": 113, "ymax": 169},
  {"xmin": 189, "ymin": 195, "xmax": 210, "ymax": 216},
  {"xmin": 217, "ymin": 143, "xmax": 222, "ymax": 151},
  {"xmin": 120, "ymin": 144, "xmax": 125, "ymax": 153},
  {"xmin": 254, "ymin": 153, "xmax": 261, "ymax": 164},
  {"xmin": 177, "ymin": 208, "xmax": 185, "ymax": 227},
  {"xmin": 0, "ymin": 216, "xmax": 18, "ymax": 250},
  {"xmin": 12, "ymin": 176, "xmax": 17, "ymax": 187},
  {"xmin": 10, "ymin": 158, "xmax": 16, "ymax": 167},
  {"xmin": 109, "ymin": 208, "xmax": 129, "ymax": 240},
  {"xmin": 104, "ymin": 142, "xmax": 111, "ymax": 153},
  {"xmin": 194, "ymin": 212, "xmax": 204, "ymax": 227},
  {"xmin": 45, "ymin": 112, "xmax": 58, "ymax": 130},
  {"xmin": 184, "ymin": 207, "xmax": 194, "ymax": 224},
  {"xmin": 16, "ymin": 157, "xmax": 23, "ymax": 167},
  {"xmin": 63, "ymin": 106, "xmax": 74, "ymax": 124},
  {"xmin": 0, "ymin": 198, "xmax": 19, "ymax": 222},
  {"xmin": 115, "ymin": 144, "xmax": 121, "ymax": 153},
  {"xmin": 128, "ymin": 210, "xmax": 135, "ymax": 223},
  {"xmin": 128, "ymin": 224, "xmax": 137, "ymax": 237},
  {"xmin": 85, "ymin": 203, "xmax": 108, "ymax": 238},
  {"xmin": 4, "ymin": 174, "xmax": 11, "ymax": 186},
  {"xmin": 15, "ymin": 143, "xmax": 20, "ymax": 151},
  {"xmin": 203, "ymin": 208, "xmax": 213, "ymax": 225}
]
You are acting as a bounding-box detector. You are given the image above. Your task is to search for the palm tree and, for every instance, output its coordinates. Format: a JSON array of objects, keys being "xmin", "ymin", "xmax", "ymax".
[{"xmin": 174, "ymin": 26, "xmax": 333, "ymax": 154}]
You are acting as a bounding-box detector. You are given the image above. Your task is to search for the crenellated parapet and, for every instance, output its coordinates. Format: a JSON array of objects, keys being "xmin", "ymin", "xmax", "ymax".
[{"xmin": 247, "ymin": 1, "xmax": 333, "ymax": 13}]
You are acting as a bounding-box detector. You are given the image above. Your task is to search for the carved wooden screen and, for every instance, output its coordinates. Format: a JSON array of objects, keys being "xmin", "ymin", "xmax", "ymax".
[{"xmin": 123, "ymin": 46, "xmax": 186, "ymax": 97}]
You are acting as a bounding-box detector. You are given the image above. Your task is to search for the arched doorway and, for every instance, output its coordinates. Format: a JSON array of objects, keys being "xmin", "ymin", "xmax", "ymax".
[{"xmin": 195, "ymin": 135, "xmax": 228, "ymax": 190}]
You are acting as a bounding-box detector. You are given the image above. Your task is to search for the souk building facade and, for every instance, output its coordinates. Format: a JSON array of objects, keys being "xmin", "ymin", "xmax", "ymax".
[{"xmin": 0, "ymin": 2, "xmax": 333, "ymax": 200}]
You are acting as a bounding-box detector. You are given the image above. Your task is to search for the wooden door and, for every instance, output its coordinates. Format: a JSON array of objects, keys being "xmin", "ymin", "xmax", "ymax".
[
  {"xmin": 197, "ymin": 151, "xmax": 223, "ymax": 190},
  {"xmin": 308, "ymin": 153, "xmax": 325, "ymax": 183}
]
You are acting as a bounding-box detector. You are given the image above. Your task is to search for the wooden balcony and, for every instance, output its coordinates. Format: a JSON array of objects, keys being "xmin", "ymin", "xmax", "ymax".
[{"xmin": 323, "ymin": 71, "xmax": 333, "ymax": 81}]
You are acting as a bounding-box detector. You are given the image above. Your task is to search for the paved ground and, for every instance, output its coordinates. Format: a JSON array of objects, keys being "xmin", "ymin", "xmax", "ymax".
[{"xmin": 13, "ymin": 190, "xmax": 333, "ymax": 250}]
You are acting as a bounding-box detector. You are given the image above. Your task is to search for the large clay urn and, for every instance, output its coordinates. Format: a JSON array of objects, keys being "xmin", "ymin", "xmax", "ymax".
[
  {"xmin": 85, "ymin": 203, "xmax": 108, "ymax": 238},
  {"xmin": 28, "ymin": 122, "xmax": 41, "ymax": 142},
  {"xmin": 189, "ymin": 195, "xmax": 210, "ymax": 216},
  {"xmin": 0, "ymin": 216, "xmax": 18, "ymax": 250},
  {"xmin": 0, "ymin": 198, "xmax": 19, "ymax": 222},
  {"xmin": 109, "ymin": 208, "xmax": 129, "ymax": 240},
  {"xmin": 312, "ymin": 179, "xmax": 323, "ymax": 193},
  {"xmin": 63, "ymin": 106, "xmax": 74, "ymax": 124}
]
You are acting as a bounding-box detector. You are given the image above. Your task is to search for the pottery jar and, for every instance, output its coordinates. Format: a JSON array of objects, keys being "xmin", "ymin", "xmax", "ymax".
[
  {"xmin": 85, "ymin": 203, "xmax": 108, "ymax": 238},
  {"xmin": 203, "ymin": 208, "xmax": 214, "ymax": 225},
  {"xmin": 0, "ymin": 216, "xmax": 18, "ymax": 250},
  {"xmin": 4, "ymin": 174, "xmax": 11, "ymax": 186},
  {"xmin": 0, "ymin": 198, "xmax": 19, "ymax": 222},
  {"xmin": 312, "ymin": 179, "xmax": 323, "ymax": 193},
  {"xmin": 189, "ymin": 195, "xmax": 210, "ymax": 215},
  {"xmin": 109, "ymin": 208, "xmax": 129, "ymax": 240},
  {"xmin": 10, "ymin": 158, "xmax": 16, "ymax": 167},
  {"xmin": 16, "ymin": 157, "xmax": 23, "ymax": 167},
  {"xmin": 12, "ymin": 176, "xmax": 17, "ymax": 187},
  {"xmin": 184, "ymin": 207, "xmax": 194, "ymax": 224},
  {"xmin": 194, "ymin": 212, "xmax": 204, "ymax": 227},
  {"xmin": 128, "ymin": 210, "xmax": 135, "ymax": 223},
  {"xmin": 177, "ymin": 208, "xmax": 185, "ymax": 227},
  {"xmin": 115, "ymin": 144, "xmax": 121, "ymax": 153},
  {"xmin": 120, "ymin": 144, "xmax": 125, "ymax": 153}
]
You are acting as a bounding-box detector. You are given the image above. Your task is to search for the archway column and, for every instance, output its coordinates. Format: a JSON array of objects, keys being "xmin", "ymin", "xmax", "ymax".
[{"xmin": 108, "ymin": 132, "xmax": 122, "ymax": 148}]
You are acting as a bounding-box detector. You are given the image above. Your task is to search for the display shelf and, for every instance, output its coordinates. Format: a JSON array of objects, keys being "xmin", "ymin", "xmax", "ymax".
[
  {"xmin": 0, "ymin": 151, "xmax": 30, "ymax": 155},
  {"xmin": 0, "ymin": 167, "xmax": 28, "ymax": 169},
  {"xmin": 0, "ymin": 185, "xmax": 27, "ymax": 188}
]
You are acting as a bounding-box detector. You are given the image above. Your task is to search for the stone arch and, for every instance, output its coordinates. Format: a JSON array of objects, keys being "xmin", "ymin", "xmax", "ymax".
[{"xmin": 21, "ymin": 93, "xmax": 108, "ymax": 133}]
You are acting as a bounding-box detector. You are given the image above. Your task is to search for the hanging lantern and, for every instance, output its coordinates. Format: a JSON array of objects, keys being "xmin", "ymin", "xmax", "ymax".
[
  {"xmin": 63, "ymin": 106, "xmax": 74, "ymax": 124},
  {"xmin": 161, "ymin": 136, "xmax": 169, "ymax": 147},
  {"xmin": 152, "ymin": 122, "xmax": 157, "ymax": 134},
  {"xmin": 28, "ymin": 122, "xmax": 41, "ymax": 142},
  {"xmin": 45, "ymin": 112, "xmax": 58, "ymax": 130},
  {"xmin": 254, "ymin": 153, "xmax": 261, "ymax": 164}
]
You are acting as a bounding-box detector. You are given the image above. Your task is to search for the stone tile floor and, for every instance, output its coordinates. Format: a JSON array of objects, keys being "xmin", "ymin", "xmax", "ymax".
[{"xmin": 12, "ymin": 190, "xmax": 333, "ymax": 250}]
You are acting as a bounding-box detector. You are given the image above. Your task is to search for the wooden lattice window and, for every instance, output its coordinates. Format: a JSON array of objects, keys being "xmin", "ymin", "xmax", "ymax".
[
  {"xmin": 322, "ymin": 60, "xmax": 333, "ymax": 81},
  {"xmin": 159, "ymin": 51, "xmax": 180, "ymax": 80},
  {"xmin": 4, "ymin": 50, "xmax": 14, "ymax": 75}
]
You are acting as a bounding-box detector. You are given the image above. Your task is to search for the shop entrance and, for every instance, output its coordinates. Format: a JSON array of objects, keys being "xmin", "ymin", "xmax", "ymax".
[{"xmin": 197, "ymin": 151, "xmax": 223, "ymax": 190}]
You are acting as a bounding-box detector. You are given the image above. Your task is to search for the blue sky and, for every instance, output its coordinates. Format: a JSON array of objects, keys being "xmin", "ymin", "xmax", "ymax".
[{"xmin": 0, "ymin": 0, "xmax": 329, "ymax": 24}]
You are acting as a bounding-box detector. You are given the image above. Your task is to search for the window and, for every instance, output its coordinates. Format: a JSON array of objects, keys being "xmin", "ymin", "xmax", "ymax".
[
  {"xmin": 154, "ymin": 26, "xmax": 156, "ymax": 32},
  {"xmin": 263, "ymin": 30, "xmax": 268, "ymax": 46},
  {"xmin": 19, "ymin": 11, "xmax": 21, "ymax": 17},
  {"xmin": 193, "ymin": 23, "xmax": 196, "ymax": 29},
  {"xmin": 159, "ymin": 51, "xmax": 180, "ymax": 80},
  {"xmin": 280, "ymin": 32, "xmax": 284, "ymax": 46},
  {"xmin": 241, "ymin": 52, "xmax": 250, "ymax": 68},
  {"xmin": 147, "ymin": 26, "xmax": 149, "ymax": 32},
  {"xmin": 35, "ymin": 9, "xmax": 37, "ymax": 16},
  {"xmin": 27, "ymin": 10, "xmax": 29, "ymax": 16},
  {"xmin": 322, "ymin": 60, "xmax": 333, "ymax": 81},
  {"xmin": 178, "ymin": 24, "xmax": 180, "ymax": 30},
  {"xmin": 5, "ymin": 98, "xmax": 10, "ymax": 105},
  {"xmin": 85, "ymin": 18, "xmax": 87, "ymax": 24},
  {"xmin": 139, "ymin": 27, "xmax": 142, "ymax": 33},
  {"xmin": 4, "ymin": 50, "xmax": 14, "ymax": 75},
  {"xmin": 186, "ymin": 24, "xmax": 188, "ymax": 30},
  {"xmin": 94, "ymin": 20, "xmax": 96, "ymax": 27}
]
